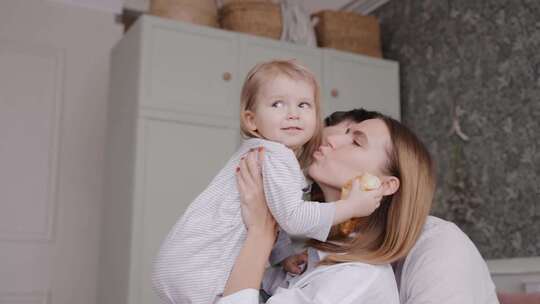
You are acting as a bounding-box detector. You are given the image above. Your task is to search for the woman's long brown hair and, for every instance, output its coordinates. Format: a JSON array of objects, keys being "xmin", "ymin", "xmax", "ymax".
[{"xmin": 310, "ymin": 114, "xmax": 436, "ymax": 265}]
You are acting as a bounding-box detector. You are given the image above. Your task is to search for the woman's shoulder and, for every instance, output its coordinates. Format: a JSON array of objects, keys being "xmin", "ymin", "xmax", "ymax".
[
  {"xmin": 402, "ymin": 215, "xmax": 490, "ymax": 280},
  {"xmin": 416, "ymin": 216, "xmax": 474, "ymax": 248}
]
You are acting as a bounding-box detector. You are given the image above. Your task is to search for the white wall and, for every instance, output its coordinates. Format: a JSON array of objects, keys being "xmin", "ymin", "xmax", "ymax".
[{"xmin": 0, "ymin": 1, "xmax": 121, "ymax": 303}]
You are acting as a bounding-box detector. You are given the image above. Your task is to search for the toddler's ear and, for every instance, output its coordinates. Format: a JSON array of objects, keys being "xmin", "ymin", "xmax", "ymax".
[
  {"xmin": 381, "ymin": 176, "xmax": 400, "ymax": 196},
  {"xmin": 243, "ymin": 110, "xmax": 257, "ymax": 132}
]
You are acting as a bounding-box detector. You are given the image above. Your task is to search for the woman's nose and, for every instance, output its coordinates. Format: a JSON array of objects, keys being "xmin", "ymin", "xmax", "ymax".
[{"xmin": 326, "ymin": 134, "xmax": 349, "ymax": 149}]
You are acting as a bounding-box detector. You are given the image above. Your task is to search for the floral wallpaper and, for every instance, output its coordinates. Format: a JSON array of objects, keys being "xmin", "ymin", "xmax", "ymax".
[{"xmin": 375, "ymin": 0, "xmax": 540, "ymax": 258}]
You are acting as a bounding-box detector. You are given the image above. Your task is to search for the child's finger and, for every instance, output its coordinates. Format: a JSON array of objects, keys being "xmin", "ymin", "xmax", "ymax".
[
  {"xmin": 351, "ymin": 177, "xmax": 360, "ymax": 189},
  {"xmin": 370, "ymin": 186, "xmax": 385, "ymax": 200},
  {"xmin": 347, "ymin": 177, "xmax": 362, "ymax": 198}
]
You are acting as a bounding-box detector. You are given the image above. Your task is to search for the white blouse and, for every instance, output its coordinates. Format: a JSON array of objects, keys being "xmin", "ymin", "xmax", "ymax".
[{"xmin": 218, "ymin": 251, "xmax": 399, "ymax": 304}]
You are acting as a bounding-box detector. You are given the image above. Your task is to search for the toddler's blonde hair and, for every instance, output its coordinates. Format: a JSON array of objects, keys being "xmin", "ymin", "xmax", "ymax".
[{"xmin": 239, "ymin": 59, "xmax": 322, "ymax": 168}]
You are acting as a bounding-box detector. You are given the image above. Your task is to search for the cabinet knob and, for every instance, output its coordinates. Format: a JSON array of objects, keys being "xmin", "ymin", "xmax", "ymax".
[
  {"xmin": 223, "ymin": 72, "xmax": 232, "ymax": 81},
  {"xmin": 331, "ymin": 89, "xmax": 339, "ymax": 98}
]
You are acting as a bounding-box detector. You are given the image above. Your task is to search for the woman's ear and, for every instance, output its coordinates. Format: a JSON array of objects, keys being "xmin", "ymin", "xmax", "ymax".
[
  {"xmin": 243, "ymin": 110, "xmax": 257, "ymax": 132},
  {"xmin": 381, "ymin": 176, "xmax": 400, "ymax": 196}
]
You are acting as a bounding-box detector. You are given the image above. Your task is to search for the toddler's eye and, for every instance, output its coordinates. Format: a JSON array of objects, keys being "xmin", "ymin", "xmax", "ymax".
[
  {"xmin": 298, "ymin": 102, "xmax": 312, "ymax": 109},
  {"xmin": 272, "ymin": 100, "xmax": 284, "ymax": 108}
]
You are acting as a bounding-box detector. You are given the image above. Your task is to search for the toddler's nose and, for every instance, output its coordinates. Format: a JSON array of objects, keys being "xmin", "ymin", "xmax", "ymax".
[
  {"xmin": 288, "ymin": 113, "xmax": 299, "ymax": 120},
  {"xmin": 287, "ymin": 107, "xmax": 299, "ymax": 120}
]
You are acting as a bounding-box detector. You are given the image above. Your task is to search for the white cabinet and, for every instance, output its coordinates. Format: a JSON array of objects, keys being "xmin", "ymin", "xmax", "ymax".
[
  {"xmin": 239, "ymin": 35, "xmax": 323, "ymax": 89},
  {"xmin": 141, "ymin": 18, "xmax": 240, "ymax": 119},
  {"xmin": 323, "ymin": 49, "xmax": 400, "ymax": 119},
  {"xmin": 99, "ymin": 15, "xmax": 399, "ymax": 304}
]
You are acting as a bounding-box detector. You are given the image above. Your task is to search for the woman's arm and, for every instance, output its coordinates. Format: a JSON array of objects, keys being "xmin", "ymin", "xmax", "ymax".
[
  {"xmin": 223, "ymin": 228, "xmax": 275, "ymax": 296},
  {"xmin": 222, "ymin": 148, "xmax": 278, "ymax": 297}
]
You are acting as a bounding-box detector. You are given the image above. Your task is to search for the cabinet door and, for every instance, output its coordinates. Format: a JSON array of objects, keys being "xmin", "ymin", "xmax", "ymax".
[
  {"xmin": 322, "ymin": 49, "xmax": 400, "ymax": 120},
  {"xmin": 133, "ymin": 117, "xmax": 239, "ymax": 304},
  {"xmin": 239, "ymin": 35, "xmax": 323, "ymax": 92},
  {"xmin": 140, "ymin": 16, "xmax": 240, "ymax": 119}
]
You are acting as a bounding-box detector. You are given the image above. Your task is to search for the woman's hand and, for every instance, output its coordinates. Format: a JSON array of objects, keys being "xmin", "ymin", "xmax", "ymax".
[{"xmin": 236, "ymin": 147, "xmax": 278, "ymax": 239}]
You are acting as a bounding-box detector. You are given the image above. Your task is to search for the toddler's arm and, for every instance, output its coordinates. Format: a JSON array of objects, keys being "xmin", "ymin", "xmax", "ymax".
[{"xmin": 261, "ymin": 151, "xmax": 334, "ymax": 241}]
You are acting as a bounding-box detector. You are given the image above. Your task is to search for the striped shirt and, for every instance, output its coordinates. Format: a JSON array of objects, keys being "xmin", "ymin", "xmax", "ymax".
[{"xmin": 152, "ymin": 138, "xmax": 336, "ymax": 304}]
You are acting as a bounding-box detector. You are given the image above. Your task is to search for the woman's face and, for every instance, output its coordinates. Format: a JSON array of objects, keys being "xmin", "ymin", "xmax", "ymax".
[{"xmin": 308, "ymin": 118, "xmax": 391, "ymax": 189}]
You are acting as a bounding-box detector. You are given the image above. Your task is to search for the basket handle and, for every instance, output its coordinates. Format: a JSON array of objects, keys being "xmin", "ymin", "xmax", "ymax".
[{"xmin": 310, "ymin": 12, "xmax": 321, "ymax": 27}]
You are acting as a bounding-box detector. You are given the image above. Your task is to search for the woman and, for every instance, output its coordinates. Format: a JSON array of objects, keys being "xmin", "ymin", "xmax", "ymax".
[{"xmin": 219, "ymin": 110, "xmax": 434, "ymax": 303}]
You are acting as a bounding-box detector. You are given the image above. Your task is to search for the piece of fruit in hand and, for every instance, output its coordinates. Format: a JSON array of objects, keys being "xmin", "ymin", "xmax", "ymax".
[{"xmin": 338, "ymin": 173, "xmax": 381, "ymax": 236}]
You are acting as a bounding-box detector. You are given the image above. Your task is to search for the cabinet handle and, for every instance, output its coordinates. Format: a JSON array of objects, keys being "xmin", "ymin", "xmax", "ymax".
[
  {"xmin": 223, "ymin": 72, "xmax": 232, "ymax": 81},
  {"xmin": 331, "ymin": 89, "xmax": 339, "ymax": 98}
]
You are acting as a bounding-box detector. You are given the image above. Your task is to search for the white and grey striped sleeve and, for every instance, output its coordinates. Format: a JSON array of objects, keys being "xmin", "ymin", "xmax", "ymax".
[{"xmin": 261, "ymin": 151, "xmax": 335, "ymax": 242}]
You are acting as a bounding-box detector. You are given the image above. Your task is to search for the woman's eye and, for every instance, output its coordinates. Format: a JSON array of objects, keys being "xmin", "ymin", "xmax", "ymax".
[
  {"xmin": 298, "ymin": 102, "xmax": 312, "ymax": 109},
  {"xmin": 271, "ymin": 100, "xmax": 284, "ymax": 108},
  {"xmin": 345, "ymin": 128, "xmax": 351, "ymax": 134},
  {"xmin": 353, "ymin": 141, "xmax": 362, "ymax": 147}
]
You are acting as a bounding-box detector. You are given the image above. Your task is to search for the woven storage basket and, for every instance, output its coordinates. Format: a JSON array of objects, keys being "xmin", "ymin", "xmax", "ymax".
[
  {"xmin": 150, "ymin": 0, "xmax": 219, "ymax": 28},
  {"xmin": 313, "ymin": 10, "xmax": 382, "ymax": 58},
  {"xmin": 219, "ymin": 1, "xmax": 282, "ymax": 40},
  {"xmin": 220, "ymin": 0, "xmax": 270, "ymax": 4}
]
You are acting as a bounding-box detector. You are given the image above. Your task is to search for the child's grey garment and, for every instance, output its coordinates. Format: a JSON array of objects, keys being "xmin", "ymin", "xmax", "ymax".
[
  {"xmin": 151, "ymin": 138, "xmax": 336, "ymax": 304},
  {"xmin": 263, "ymin": 247, "xmax": 320, "ymax": 296}
]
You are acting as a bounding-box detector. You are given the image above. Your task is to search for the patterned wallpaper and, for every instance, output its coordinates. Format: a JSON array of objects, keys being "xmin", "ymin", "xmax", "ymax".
[{"xmin": 375, "ymin": 0, "xmax": 540, "ymax": 259}]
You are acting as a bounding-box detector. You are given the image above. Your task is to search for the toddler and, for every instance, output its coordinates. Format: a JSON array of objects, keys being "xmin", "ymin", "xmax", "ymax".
[{"xmin": 151, "ymin": 60, "xmax": 374, "ymax": 304}]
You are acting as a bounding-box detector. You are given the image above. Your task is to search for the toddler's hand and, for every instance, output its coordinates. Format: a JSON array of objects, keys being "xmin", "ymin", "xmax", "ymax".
[
  {"xmin": 282, "ymin": 251, "xmax": 308, "ymax": 275},
  {"xmin": 345, "ymin": 178, "xmax": 384, "ymax": 218}
]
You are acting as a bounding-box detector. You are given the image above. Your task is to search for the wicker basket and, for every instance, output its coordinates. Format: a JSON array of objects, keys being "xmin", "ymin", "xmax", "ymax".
[
  {"xmin": 219, "ymin": 1, "xmax": 282, "ymax": 40},
  {"xmin": 220, "ymin": 0, "xmax": 271, "ymax": 4},
  {"xmin": 150, "ymin": 0, "xmax": 219, "ymax": 28},
  {"xmin": 313, "ymin": 10, "xmax": 382, "ymax": 58}
]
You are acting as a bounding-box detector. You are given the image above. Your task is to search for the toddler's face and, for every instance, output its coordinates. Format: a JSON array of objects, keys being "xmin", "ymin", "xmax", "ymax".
[{"xmin": 244, "ymin": 75, "xmax": 317, "ymax": 150}]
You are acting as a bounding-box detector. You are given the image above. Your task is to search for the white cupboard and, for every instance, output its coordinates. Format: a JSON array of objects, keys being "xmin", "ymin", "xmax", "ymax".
[
  {"xmin": 322, "ymin": 49, "xmax": 400, "ymax": 118},
  {"xmin": 99, "ymin": 15, "xmax": 399, "ymax": 304}
]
